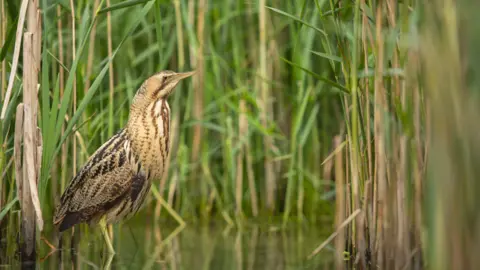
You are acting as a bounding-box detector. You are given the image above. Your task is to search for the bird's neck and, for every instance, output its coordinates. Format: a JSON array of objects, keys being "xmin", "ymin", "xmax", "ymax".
[{"xmin": 125, "ymin": 99, "xmax": 171, "ymax": 177}]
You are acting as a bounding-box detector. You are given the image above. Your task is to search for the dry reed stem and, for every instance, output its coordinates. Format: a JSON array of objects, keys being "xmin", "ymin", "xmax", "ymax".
[
  {"xmin": 106, "ymin": 0, "xmax": 114, "ymax": 137},
  {"xmin": 235, "ymin": 99, "xmax": 247, "ymax": 215},
  {"xmin": 36, "ymin": 127, "xmax": 42, "ymax": 186},
  {"xmin": 1, "ymin": 0, "xmax": 6, "ymax": 99},
  {"xmin": 374, "ymin": 2, "xmax": 386, "ymax": 267},
  {"xmin": 188, "ymin": 0, "xmax": 196, "ymax": 81},
  {"xmin": 0, "ymin": 0, "xmax": 29, "ymax": 120},
  {"xmin": 21, "ymin": 32, "xmax": 39, "ymax": 257},
  {"xmin": 310, "ymin": 209, "xmax": 362, "ymax": 259},
  {"xmin": 14, "ymin": 104, "xmax": 24, "ymax": 208},
  {"xmin": 57, "ymin": 5, "xmax": 67, "ymax": 192},
  {"xmin": 185, "ymin": 0, "xmax": 195, "ymax": 203},
  {"xmin": 191, "ymin": 0, "xmax": 206, "ymax": 175},
  {"xmin": 246, "ymin": 142, "xmax": 258, "ymax": 216},
  {"xmin": 412, "ymin": 66, "xmax": 423, "ymax": 263},
  {"xmin": 244, "ymin": 0, "xmax": 258, "ymax": 218},
  {"xmin": 85, "ymin": 0, "xmax": 100, "ymax": 92},
  {"xmin": 361, "ymin": 1, "xmax": 376, "ymax": 258},
  {"xmin": 235, "ymin": 145, "xmax": 244, "ymax": 215},
  {"xmin": 259, "ymin": 0, "xmax": 275, "ymax": 212},
  {"xmin": 23, "ymin": 31, "xmax": 43, "ymax": 229},
  {"xmin": 322, "ymin": 148, "xmax": 333, "ymax": 195},
  {"xmin": 174, "ymin": 0, "xmax": 185, "ymax": 68},
  {"xmin": 333, "ymin": 135, "xmax": 345, "ymax": 270},
  {"xmin": 69, "ymin": 0, "xmax": 77, "ymax": 176},
  {"xmin": 361, "ymin": 0, "xmax": 373, "ymax": 196}
]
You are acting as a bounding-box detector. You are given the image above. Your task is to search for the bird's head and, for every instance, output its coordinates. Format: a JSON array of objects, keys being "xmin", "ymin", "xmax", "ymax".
[{"xmin": 131, "ymin": 70, "xmax": 195, "ymax": 109}]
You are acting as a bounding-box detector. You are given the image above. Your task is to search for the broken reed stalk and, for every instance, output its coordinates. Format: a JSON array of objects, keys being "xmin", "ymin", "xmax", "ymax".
[
  {"xmin": 21, "ymin": 31, "xmax": 44, "ymax": 259},
  {"xmin": 15, "ymin": 0, "xmax": 43, "ymax": 259}
]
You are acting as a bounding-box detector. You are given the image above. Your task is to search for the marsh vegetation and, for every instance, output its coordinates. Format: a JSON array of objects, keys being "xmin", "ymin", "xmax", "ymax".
[{"xmin": 1, "ymin": 0, "xmax": 480, "ymax": 269}]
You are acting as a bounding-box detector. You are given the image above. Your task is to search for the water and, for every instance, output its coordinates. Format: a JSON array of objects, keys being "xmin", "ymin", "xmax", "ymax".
[{"xmin": 1, "ymin": 219, "xmax": 335, "ymax": 269}]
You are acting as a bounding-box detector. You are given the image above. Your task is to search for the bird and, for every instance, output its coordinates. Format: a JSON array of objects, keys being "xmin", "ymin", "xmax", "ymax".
[{"xmin": 53, "ymin": 70, "xmax": 195, "ymax": 253}]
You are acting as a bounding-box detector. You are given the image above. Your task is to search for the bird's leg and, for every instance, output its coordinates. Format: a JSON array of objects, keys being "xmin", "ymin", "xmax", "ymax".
[{"xmin": 99, "ymin": 218, "xmax": 115, "ymax": 254}]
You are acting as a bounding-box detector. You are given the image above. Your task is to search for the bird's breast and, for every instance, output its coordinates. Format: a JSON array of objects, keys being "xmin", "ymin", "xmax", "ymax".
[{"xmin": 127, "ymin": 99, "xmax": 171, "ymax": 180}]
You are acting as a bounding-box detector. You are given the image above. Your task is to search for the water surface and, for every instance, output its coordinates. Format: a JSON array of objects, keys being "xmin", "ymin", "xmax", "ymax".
[{"xmin": 1, "ymin": 218, "xmax": 335, "ymax": 269}]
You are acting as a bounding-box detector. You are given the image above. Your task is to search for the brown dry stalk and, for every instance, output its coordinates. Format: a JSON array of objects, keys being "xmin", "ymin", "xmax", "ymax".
[
  {"xmin": 413, "ymin": 81, "xmax": 423, "ymax": 260},
  {"xmin": 235, "ymin": 99, "xmax": 247, "ymax": 215},
  {"xmin": 36, "ymin": 127, "xmax": 42, "ymax": 185},
  {"xmin": 374, "ymin": 2, "xmax": 386, "ymax": 266},
  {"xmin": 1, "ymin": 0, "xmax": 6, "ymax": 98},
  {"xmin": 174, "ymin": 0, "xmax": 185, "ymax": 68},
  {"xmin": 191, "ymin": 0, "xmax": 206, "ymax": 174},
  {"xmin": 333, "ymin": 135, "xmax": 345, "ymax": 269},
  {"xmin": 259, "ymin": 0, "xmax": 275, "ymax": 212},
  {"xmin": 0, "ymin": 0, "xmax": 6, "ymax": 208},
  {"xmin": 244, "ymin": 1, "xmax": 258, "ymax": 218},
  {"xmin": 361, "ymin": 2, "xmax": 377, "ymax": 257},
  {"xmin": 57, "ymin": 5, "xmax": 67, "ymax": 192},
  {"xmin": 246, "ymin": 141, "xmax": 258, "ymax": 217},
  {"xmin": 0, "ymin": 0, "xmax": 29, "ymax": 120},
  {"xmin": 69, "ymin": 0, "xmax": 77, "ymax": 176},
  {"xmin": 23, "ymin": 0, "xmax": 43, "ymax": 235},
  {"xmin": 361, "ymin": 0, "xmax": 373, "ymax": 189},
  {"xmin": 309, "ymin": 209, "xmax": 362, "ymax": 259},
  {"xmin": 14, "ymin": 104, "xmax": 24, "ymax": 208},
  {"xmin": 22, "ymin": 31, "xmax": 43, "ymax": 256},
  {"xmin": 85, "ymin": 0, "xmax": 100, "ymax": 92},
  {"xmin": 235, "ymin": 148, "xmax": 244, "ymax": 215},
  {"xmin": 106, "ymin": 0, "xmax": 114, "ymax": 136}
]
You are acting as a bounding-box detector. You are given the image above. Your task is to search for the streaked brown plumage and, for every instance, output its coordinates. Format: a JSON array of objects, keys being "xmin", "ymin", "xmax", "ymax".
[{"xmin": 54, "ymin": 70, "xmax": 194, "ymax": 234}]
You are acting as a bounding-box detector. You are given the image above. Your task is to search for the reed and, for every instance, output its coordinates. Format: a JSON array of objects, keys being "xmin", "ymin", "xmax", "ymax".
[{"xmin": 1, "ymin": 0, "xmax": 480, "ymax": 269}]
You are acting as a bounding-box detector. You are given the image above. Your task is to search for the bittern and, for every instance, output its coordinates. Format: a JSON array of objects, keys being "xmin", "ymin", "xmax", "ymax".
[{"xmin": 53, "ymin": 70, "xmax": 194, "ymax": 253}]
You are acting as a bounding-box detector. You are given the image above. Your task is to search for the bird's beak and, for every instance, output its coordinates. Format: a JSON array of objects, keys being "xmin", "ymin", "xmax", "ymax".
[{"xmin": 173, "ymin": 71, "xmax": 196, "ymax": 81}]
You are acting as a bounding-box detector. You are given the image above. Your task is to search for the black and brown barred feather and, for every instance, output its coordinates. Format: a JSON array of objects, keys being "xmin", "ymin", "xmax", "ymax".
[{"xmin": 54, "ymin": 70, "xmax": 194, "ymax": 232}]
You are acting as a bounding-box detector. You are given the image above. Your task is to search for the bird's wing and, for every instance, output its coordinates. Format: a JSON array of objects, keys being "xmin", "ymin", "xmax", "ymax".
[{"xmin": 54, "ymin": 129, "xmax": 135, "ymax": 227}]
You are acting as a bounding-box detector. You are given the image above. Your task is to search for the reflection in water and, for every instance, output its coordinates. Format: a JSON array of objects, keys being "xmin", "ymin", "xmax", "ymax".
[{"xmin": 3, "ymin": 220, "xmax": 334, "ymax": 269}]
